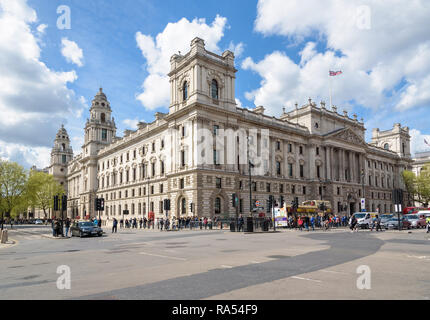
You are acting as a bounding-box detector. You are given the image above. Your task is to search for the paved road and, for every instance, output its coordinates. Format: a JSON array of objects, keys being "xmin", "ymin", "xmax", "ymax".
[{"xmin": 1, "ymin": 226, "xmax": 429, "ymax": 300}]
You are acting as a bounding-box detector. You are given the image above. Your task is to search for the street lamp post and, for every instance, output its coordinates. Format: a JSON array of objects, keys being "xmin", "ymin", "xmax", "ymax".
[{"xmin": 361, "ymin": 169, "xmax": 365, "ymax": 212}]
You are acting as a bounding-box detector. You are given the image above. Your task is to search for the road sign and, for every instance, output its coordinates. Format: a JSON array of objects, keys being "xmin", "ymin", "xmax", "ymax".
[
  {"xmin": 255, "ymin": 200, "xmax": 261, "ymax": 207},
  {"xmin": 360, "ymin": 198, "xmax": 365, "ymax": 210}
]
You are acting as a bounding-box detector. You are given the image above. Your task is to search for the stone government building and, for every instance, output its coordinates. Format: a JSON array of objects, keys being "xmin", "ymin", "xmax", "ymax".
[{"xmin": 41, "ymin": 37, "xmax": 414, "ymax": 221}]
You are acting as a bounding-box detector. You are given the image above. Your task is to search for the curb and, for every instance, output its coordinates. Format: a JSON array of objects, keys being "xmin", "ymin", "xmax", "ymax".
[
  {"xmin": 0, "ymin": 239, "xmax": 17, "ymax": 249},
  {"xmin": 41, "ymin": 234, "xmax": 72, "ymax": 240}
]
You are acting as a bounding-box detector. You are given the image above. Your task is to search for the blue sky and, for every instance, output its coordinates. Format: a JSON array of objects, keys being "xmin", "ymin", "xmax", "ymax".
[{"xmin": 1, "ymin": 0, "xmax": 430, "ymax": 168}]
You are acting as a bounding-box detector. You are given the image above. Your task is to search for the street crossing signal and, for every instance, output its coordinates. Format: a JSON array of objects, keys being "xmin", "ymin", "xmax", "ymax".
[
  {"xmin": 53, "ymin": 195, "xmax": 59, "ymax": 211},
  {"xmin": 280, "ymin": 196, "xmax": 285, "ymax": 208},
  {"xmin": 62, "ymin": 195, "xmax": 68, "ymax": 211},
  {"xmin": 95, "ymin": 198, "xmax": 105, "ymax": 211},
  {"xmin": 190, "ymin": 202, "xmax": 194, "ymax": 213},
  {"xmin": 232, "ymin": 193, "xmax": 239, "ymax": 208}
]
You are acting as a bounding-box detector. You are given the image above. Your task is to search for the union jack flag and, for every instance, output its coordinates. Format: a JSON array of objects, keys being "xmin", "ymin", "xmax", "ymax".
[{"xmin": 329, "ymin": 70, "xmax": 343, "ymax": 76}]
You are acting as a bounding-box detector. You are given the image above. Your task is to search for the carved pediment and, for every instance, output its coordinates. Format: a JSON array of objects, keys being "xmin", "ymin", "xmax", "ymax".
[{"xmin": 326, "ymin": 128, "xmax": 365, "ymax": 146}]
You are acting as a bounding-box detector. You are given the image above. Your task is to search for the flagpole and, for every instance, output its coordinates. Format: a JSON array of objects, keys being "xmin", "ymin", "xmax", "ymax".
[{"xmin": 329, "ymin": 72, "xmax": 333, "ymax": 107}]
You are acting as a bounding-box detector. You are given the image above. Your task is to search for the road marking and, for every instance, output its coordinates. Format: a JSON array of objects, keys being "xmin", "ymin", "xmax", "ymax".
[
  {"xmin": 291, "ymin": 276, "xmax": 322, "ymax": 283},
  {"xmin": 139, "ymin": 251, "xmax": 186, "ymax": 261},
  {"xmin": 250, "ymin": 261, "xmax": 261, "ymax": 264},
  {"xmin": 221, "ymin": 265, "xmax": 233, "ymax": 269},
  {"xmin": 320, "ymin": 270, "xmax": 348, "ymax": 274},
  {"xmin": 407, "ymin": 255, "xmax": 430, "ymax": 260}
]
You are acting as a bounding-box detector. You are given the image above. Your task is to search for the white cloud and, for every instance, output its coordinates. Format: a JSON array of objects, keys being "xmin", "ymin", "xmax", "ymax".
[
  {"xmin": 410, "ymin": 129, "xmax": 430, "ymax": 156},
  {"xmin": 246, "ymin": 0, "xmax": 430, "ymax": 114},
  {"xmin": 123, "ymin": 118, "xmax": 141, "ymax": 130},
  {"xmin": 135, "ymin": 15, "xmax": 228, "ymax": 110},
  {"xmin": 0, "ymin": 0, "xmax": 82, "ymax": 168},
  {"xmin": 228, "ymin": 41, "xmax": 244, "ymax": 58},
  {"xmin": 61, "ymin": 37, "xmax": 84, "ymax": 67},
  {"xmin": 36, "ymin": 23, "xmax": 47, "ymax": 34}
]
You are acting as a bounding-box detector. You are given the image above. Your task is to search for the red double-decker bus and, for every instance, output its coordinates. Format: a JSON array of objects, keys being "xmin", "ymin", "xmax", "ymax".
[{"xmin": 403, "ymin": 207, "xmax": 427, "ymax": 215}]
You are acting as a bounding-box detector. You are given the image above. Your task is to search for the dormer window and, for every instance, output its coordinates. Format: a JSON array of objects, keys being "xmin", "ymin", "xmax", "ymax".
[
  {"xmin": 183, "ymin": 81, "xmax": 188, "ymax": 101},
  {"xmin": 211, "ymin": 79, "xmax": 219, "ymax": 100}
]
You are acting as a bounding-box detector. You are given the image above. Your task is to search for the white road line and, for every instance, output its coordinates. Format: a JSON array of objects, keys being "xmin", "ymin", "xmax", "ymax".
[
  {"xmin": 320, "ymin": 270, "xmax": 348, "ymax": 274},
  {"xmin": 221, "ymin": 265, "xmax": 233, "ymax": 269},
  {"xmin": 139, "ymin": 251, "xmax": 186, "ymax": 261},
  {"xmin": 250, "ymin": 261, "xmax": 261, "ymax": 264},
  {"xmin": 291, "ymin": 276, "xmax": 322, "ymax": 283}
]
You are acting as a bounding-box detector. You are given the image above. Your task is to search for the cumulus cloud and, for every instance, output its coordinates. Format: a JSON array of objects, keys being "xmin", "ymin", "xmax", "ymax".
[
  {"xmin": 122, "ymin": 118, "xmax": 143, "ymax": 130},
  {"xmin": 61, "ymin": 37, "xmax": 84, "ymax": 67},
  {"xmin": 245, "ymin": 0, "xmax": 430, "ymax": 114},
  {"xmin": 228, "ymin": 41, "xmax": 245, "ymax": 58},
  {"xmin": 410, "ymin": 129, "xmax": 430, "ymax": 156},
  {"xmin": 0, "ymin": 0, "xmax": 82, "ymax": 168},
  {"xmin": 135, "ymin": 15, "xmax": 228, "ymax": 110},
  {"xmin": 36, "ymin": 23, "xmax": 47, "ymax": 34}
]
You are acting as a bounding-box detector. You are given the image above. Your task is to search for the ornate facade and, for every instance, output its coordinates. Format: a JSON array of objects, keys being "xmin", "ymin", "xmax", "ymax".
[{"xmin": 48, "ymin": 37, "xmax": 413, "ymax": 221}]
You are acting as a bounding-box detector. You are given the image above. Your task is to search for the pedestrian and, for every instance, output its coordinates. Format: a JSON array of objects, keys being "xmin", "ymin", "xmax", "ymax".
[
  {"xmin": 426, "ymin": 216, "xmax": 430, "ymax": 233},
  {"xmin": 52, "ymin": 219, "xmax": 56, "ymax": 237},
  {"xmin": 310, "ymin": 216, "xmax": 315, "ymax": 231},
  {"xmin": 65, "ymin": 218, "xmax": 71, "ymax": 237},
  {"xmin": 98, "ymin": 218, "xmax": 102, "ymax": 228},
  {"xmin": 120, "ymin": 219, "xmax": 123, "ymax": 229},
  {"xmin": 204, "ymin": 217, "xmax": 208, "ymax": 230},
  {"xmin": 238, "ymin": 215, "xmax": 244, "ymax": 232},
  {"xmin": 160, "ymin": 218, "xmax": 164, "ymax": 231},
  {"xmin": 298, "ymin": 217, "xmax": 303, "ymax": 231},
  {"xmin": 112, "ymin": 218, "xmax": 118, "ymax": 233},
  {"xmin": 375, "ymin": 215, "xmax": 382, "ymax": 232},
  {"xmin": 350, "ymin": 215, "xmax": 357, "ymax": 232}
]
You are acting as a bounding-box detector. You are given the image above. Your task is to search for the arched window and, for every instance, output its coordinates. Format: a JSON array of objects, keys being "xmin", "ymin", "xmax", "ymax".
[
  {"xmin": 101, "ymin": 113, "xmax": 106, "ymax": 123},
  {"xmin": 183, "ymin": 82, "xmax": 188, "ymax": 101},
  {"xmin": 211, "ymin": 79, "xmax": 219, "ymax": 100},
  {"xmin": 62, "ymin": 143, "xmax": 66, "ymax": 151},
  {"xmin": 215, "ymin": 197, "xmax": 221, "ymax": 215},
  {"xmin": 384, "ymin": 143, "xmax": 389, "ymax": 150}
]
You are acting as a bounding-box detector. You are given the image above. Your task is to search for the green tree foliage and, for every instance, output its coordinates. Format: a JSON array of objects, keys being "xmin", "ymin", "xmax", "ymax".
[
  {"xmin": 402, "ymin": 164, "xmax": 430, "ymax": 207},
  {"xmin": 0, "ymin": 160, "xmax": 28, "ymax": 221},
  {"xmin": 27, "ymin": 171, "xmax": 64, "ymax": 218}
]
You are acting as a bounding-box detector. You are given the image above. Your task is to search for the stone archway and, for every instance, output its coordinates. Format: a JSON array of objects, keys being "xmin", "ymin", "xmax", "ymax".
[
  {"xmin": 208, "ymin": 189, "xmax": 229, "ymax": 219},
  {"xmin": 175, "ymin": 192, "xmax": 187, "ymax": 218}
]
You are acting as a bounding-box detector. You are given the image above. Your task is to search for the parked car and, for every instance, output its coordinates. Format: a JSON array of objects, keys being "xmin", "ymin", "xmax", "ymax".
[
  {"xmin": 405, "ymin": 214, "xmax": 426, "ymax": 228},
  {"xmin": 34, "ymin": 219, "xmax": 44, "ymax": 225},
  {"xmin": 71, "ymin": 221, "xmax": 103, "ymax": 238},
  {"xmin": 383, "ymin": 217, "xmax": 411, "ymax": 230},
  {"xmin": 380, "ymin": 214, "xmax": 393, "ymax": 224}
]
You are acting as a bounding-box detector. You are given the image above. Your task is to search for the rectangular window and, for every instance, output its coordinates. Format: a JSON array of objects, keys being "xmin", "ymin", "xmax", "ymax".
[
  {"xmin": 181, "ymin": 151, "xmax": 185, "ymax": 167},
  {"xmin": 216, "ymin": 178, "xmax": 222, "ymax": 189},
  {"xmin": 266, "ymin": 183, "xmax": 271, "ymax": 193},
  {"xmin": 288, "ymin": 144, "xmax": 292, "ymax": 153},
  {"xmin": 160, "ymin": 183, "xmax": 164, "ymax": 194},
  {"xmin": 289, "ymin": 163, "xmax": 293, "ymax": 177},
  {"xmin": 213, "ymin": 125, "xmax": 219, "ymax": 135},
  {"xmin": 300, "ymin": 165, "xmax": 304, "ymax": 178},
  {"xmin": 151, "ymin": 185, "xmax": 154, "ymax": 195},
  {"xmin": 62, "ymin": 155, "xmax": 67, "ymax": 164},
  {"xmin": 280, "ymin": 184, "xmax": 284, "ymax": 193},
  {"xmin": 292, "ymin": 185, "xmax": 295, "ymax": 194},
  {"xmin": 276, "ymin": 161, "xmax": 281, "ymax": 175},
  {"xmin": 299, "ymin": 146, "xmax": 303, "ymax": 154},
  {"xmin": 180, "ymin": 178, "xmax": 184, "ymax": 189},
  {"xmin": 213, "ymin": 150, "xmax": 219, "ymax": 165},
  {"xmin": 303, "ymin": 186, "xmax": 306, "ymax": 195},
  {"xmin": 316, "ymin": 147, "xmax": 319, "ymax": 156},
  {"xmin": 276, "ymin": 141, "xmax": 281, "ymax": 151},
  {"xmin": 317, "ymin": 166, "xmax": 321, "ymax": 179},
  {"xmin": 102, "ymin": 129, "xmax": 107, "ymax": 141},
  {"xmin": 252, "ymin": 182, "xmax": 257, "ymax": 192}
]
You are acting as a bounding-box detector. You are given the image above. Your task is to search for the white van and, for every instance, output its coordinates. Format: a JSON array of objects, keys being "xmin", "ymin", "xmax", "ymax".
[{"xmin": 351, "ymin": 212, "xmax": 376, "ymax": 228}]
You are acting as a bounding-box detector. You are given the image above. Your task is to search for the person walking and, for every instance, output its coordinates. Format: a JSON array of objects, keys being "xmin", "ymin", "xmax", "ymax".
[
  {"xmin": 112, "ymin": 218, "xmax": 118, "ymax": 233},
  {"xmin": 298, "ymin": 217, "xmax": 303, "ymax": 231},
  {"xmin": 238, "ymin": 215, "xmax": 244, "ymax": 232},
  {"xmin": 426, "ymin": 216, "xmax": 430, "ymax": 233},
  {"xmin": 51, "ymin": 219, "xmax": 56, "ymax": 237},
  {"xmin": 160, "ymin": 218, "xmax": 164, "ymax": 231},
  {"xmin": 65, "ymin": 218, "xmax": 71, "ymax": 237},
  {"xmin": 310, "ymin": 216, "xmax": 315, "ymax": 231},
  {"xmin": 375, "ymin": 215, "xmax": 382, "ymax": 232}
]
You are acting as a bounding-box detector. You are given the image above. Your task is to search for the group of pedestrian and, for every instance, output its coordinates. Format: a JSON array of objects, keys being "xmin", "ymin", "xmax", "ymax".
[{"xmin": 51, "ymin": 218, "xmax": 71, "ymax": 237}]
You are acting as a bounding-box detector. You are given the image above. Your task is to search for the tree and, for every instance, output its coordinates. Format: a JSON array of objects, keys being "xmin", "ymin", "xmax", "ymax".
[
  {"xmin": 402, "ymin": 170, "xmax": 416, "ymax": 206},
  {"xmin": 415, "ymin": 164, "xmax": 430, "ymax": 207},
  {"xmin": 402, "ymin": 164, "xmax": 430, "ymax": 207},
  {"xmin": 27, "ymin": 171, "xmax": 64, "ymax": 219},
  {"xmin": 0, "ymin": 160, "xmax": 28, "ymax": 229}
]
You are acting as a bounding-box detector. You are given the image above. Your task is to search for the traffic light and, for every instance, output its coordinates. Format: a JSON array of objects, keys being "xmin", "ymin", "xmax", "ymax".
[
  {"xmin": 291, "ymin": 197, "xmax": 299, "ymax": 210},
  {"xmin": 232, "ymin": 193, "xmax": 239, "ymax": 208},
  {"xmin": 280, "ymin": 196, "xmax": 284, "ymax": 208},
  {"xmin": 95, "ymin": 198, "xmax": 105, "ymax": 211},
  {"xmin": 62, "ymin": 195, "xmax": 68, "ymax": 211},
  {"xmin": 53, "ymin": 195, "xmax": 59, "ymax": 211},
  {"xmin": 190, "ymin": 203, "xmax": 194, "ymax": 213},
  {"xmin": 319, "ymin": 202, "xmax": 327, "ymax": 212}
]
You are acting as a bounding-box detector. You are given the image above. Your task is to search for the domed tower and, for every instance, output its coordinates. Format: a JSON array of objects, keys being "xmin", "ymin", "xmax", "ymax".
[
  {"xmin": 83, "ymin": 88, "xmax": 116, "ymax": 156},
  {"xmin": 80, "ymin": 88, "xmax": 116, "ymax": 218},
  {"xmin": 49, "ymin": 124, "xmax": 73, "ymax": 189}
]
